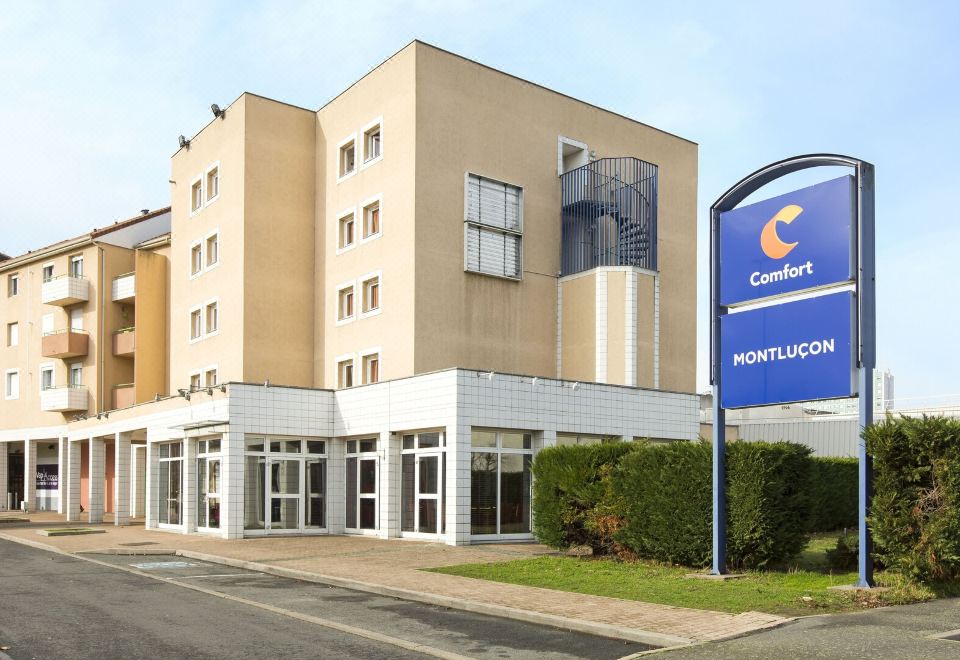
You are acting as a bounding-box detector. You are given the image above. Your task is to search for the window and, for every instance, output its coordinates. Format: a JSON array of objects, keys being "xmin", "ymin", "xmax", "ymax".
[
  {"xmin": 197, "ymin": 441, "xmax": 221, "ymax": 530},
  {"xmin": 6, "ymin": 322, "xmax": 18, "ymax": 347},
  {"xmin": 190, "ymin": 372, "xmax": 201, "ymax": 391},
  {"xmin": 190, "ymin": 308, "xmax": 202, "ymax": 340},
  {"xmin": 206, "ymin": 165, "xmax": 219, "ymax": 202},
  {"xmin": 204, "ymin": 367, "xmax": 218, "ymax": 387},
  {"xmin": 70, "ymin": 255, "xmax": 83, "ymax": 278},
  {"xmin": 337, "ymin": 358, "xmax": 354, "ymax": 389},
  {"xmin": 205, "ymin": 233, "xmax": 219, "ymax": 267},
  {"xmin": 5, "ymin": 369, "xmax": 19, "ymax": 400},
  {"xmin": 41, "ymin": 314, "xmax": 54, "ymax": 335},
  {"xmin": 158, "ymin": 441, "xmax": 183, "ymax": 526},
  {"xmin": 42, "ymin": 264, "xmax": 54, "ymax": 282},
  {"xmin": 470, "ymin": 429, "xmax": 533, "ymax": 536},
  {"xmin": 346, "ymin": 437, "xmax": 378, "ymax": 530},
  {"xmin": 70, "ymin": 308, "xmax": 83, "ymax": 331},
  {"xmin": 464, "ymin": 173, "xmax": 523, "ymax": 279},
  {"xmin": 339, "ymin": 139, "xmax": 356, "ymax": 178},
  {"xmin": 337, "ymin": 285, "xmax": 355, "ymax": 322},
  {"xmin": 338, "ymin": 212, "xmax": 355, "ymax": 250},
  {"xmin": 364, "ymin": 123, "xmax": 381, "ymax": 162},
  {"xmin": 556, "ymin": 434, "xmax": 615, "ymax": 447},
  {"xmin": 190, "ymin": 243, "xmax": 202, "ymax": 276},
  {"xmin": 7, "ymin": 274, "xmax": 19, "ymax": 297},
  {"xmin": 401, "ymin": 431, "xmax": 445, "ymax": 536},
  {"xmin": 205, "ymin": 301, "xmax": 219, "ymax": 334},
  {"xmin": 191, "ymin": 179, "xmax": 203, "ymax": 212},
  {"xmin": 69, "ymin": 363, "xmax": 83, "ymax": 387},
  {"xmin": 362, "ymin": 353, "xmax": 379, "ymax": 385},
  {"xmin": 363, "ymin": 200, "xmax": 381, "ymax": 239},
  {"xmin": 40, "ymin": 365, "xmax": 54, "ymax": 391},
  {"xmin": 361, "ymin": 275, "xmax": 380, "ymax": 314}
]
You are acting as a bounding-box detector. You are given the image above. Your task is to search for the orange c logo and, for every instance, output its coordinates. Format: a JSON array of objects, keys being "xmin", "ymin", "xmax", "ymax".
[{"xmin": 760, "ymin": 204, "xmax": 802, "ymax": 259}]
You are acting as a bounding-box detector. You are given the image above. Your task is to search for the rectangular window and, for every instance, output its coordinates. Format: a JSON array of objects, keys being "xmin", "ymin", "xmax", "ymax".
[
  {"xmin": 338, "ymin": 213, "xmax": 355, "ymax": 250},
  {"xmin": 339, "ymin": 140, "xmax": 356, "ymax": 178},
  {"xmin": 205, "ymin": 233, "xmax": 219, "ymax": 267},
  {"xmin": 362, "ymin": 353, "xmax": 379, "ymax": 385},
  {"xmin": 42, "ymin": 264, "xmax": 54, "ymax": 282},
  {"xmin": 41, "ymin": 314, "xmax": 54, "ymax": 335},
  {"xmin": 204, "ymin": 368, "xmax": 218, "ymax": 387},
  {"xmin": 69, "ymin": 363, "xmax": 82, "ymax": 387},
  {"xmin": 70, "ymin": 255, "xmax": 83, "ymax": 278},
  {"xmin": 464, "ymin": 174, "xmax": 523, "ymax": 279},
  {"xmin": 7, "ymin": 274, "xmax": 18, "ymax": 297},
  {"xmin": 361, "ymin": 276, "xmax": 380, "ymax": 314},
  {"xmin": 338, "ymin": 358, "xmax": 354, "ymax": 389},
  {"xmin": 206, "ymin": 166, "xmax": 219, "ymax": 201},
  {"xmin": 191, "ymin": 179, "xmax": 203, "ymax": 212},
  {"xmin": 363, "ymin": 201, "xmax": 380, "ymax": 238},
  {"xmin": 40, "ymin": 365, "xmax": 54, "ymax": 391},
  {"xmin": 6, "ymin": 322, "xmax": 18, "ymax": 347},
  {"xmin": 70, "ymin": 308, "xmax": 83, "ymax": 331},
  {"xmin": 205, "ymin": 301, "xmax": 219, "ymax": 334},
  {"xmin": 5, "ymin": 370, "xmax": 19, "ymax": 399},
  {"xmin": 190, "ymin": 309, "xmax": 202, "ymax": 340},
  {"xmin": 470, "ymin": 429, "xmax": 533, "ymax": 536},
  {"xmin": 190, "ymin": 372, "xmax": 201, "ymax": 391},
  {"xmin": 364, "ymin": 125, "xmax": 381, "ymax": 162},
  {"xmin": 338, "ymin": 285, "xmax": 355, "ymax": 322},
  {"xmin": 191, "ymin": 243, "xmax": 202, "ymax": 276}
]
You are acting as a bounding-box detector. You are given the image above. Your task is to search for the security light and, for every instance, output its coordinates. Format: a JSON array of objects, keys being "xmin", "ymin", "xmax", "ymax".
[
  {"xmin": 178, "ymin": 135, "xmax": 190, "ymax": 149},
  {"xmin": 211, "ymin": 104, "xmax": 225, "ymax": 119}
]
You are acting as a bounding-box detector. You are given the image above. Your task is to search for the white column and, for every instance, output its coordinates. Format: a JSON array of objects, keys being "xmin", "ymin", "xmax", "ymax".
[
  {"xmin": 130, "ymin": 445, "xmax": 145, "ymax": 518},
  {"xmin": 220, "ymin": 431, "xmax": 244, "ymax": 539},
  {"xmin": 326, "ymin": 438, "xmax": 346, "ymax": 535},
  {"xmin": 113, "ymin": 432, "xmax": 131, "ymax": 526},
  {"xmin": 379, "ymin": 430, "xmax": 399, "ymax": 539},
  {"xmin": 0, "ymin": 444, "xmax": 8, "ymax": 511},
  {"xmin": 88, "ymin": 437, "xmax": 105, "ymax": 524},
  {"xmin": 66, "ymin": 440, "xmax": 82, "ymax": 522},
  {"xmin": 23, "ymin": 439, "xmax": 36, "ymax": 512},
  {"xmin": 182, "ymin": 437, "xmax": 197, "ymax": 533},
  {"xmin": 57, "ymin": 437, "xmax": 67, "ymax": 514},
  {"xmin": 450, "ymin": 420, "xmax": 473, "ymax": 546},
  {"xmin": 144, "ymin": 439, "xmax": 159, "ymax": 529}
]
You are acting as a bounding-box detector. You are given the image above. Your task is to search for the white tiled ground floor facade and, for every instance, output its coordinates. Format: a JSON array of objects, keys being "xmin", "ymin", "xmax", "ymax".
[{"xmin": 1, "ymin": 369, "xmax": 698, "ymax": 545}]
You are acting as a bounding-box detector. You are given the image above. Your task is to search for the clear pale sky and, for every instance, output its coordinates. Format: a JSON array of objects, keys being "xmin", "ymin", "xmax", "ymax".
[{"xmin": 2, "ymin": 1, "xmax": 956, "ymax": 403}]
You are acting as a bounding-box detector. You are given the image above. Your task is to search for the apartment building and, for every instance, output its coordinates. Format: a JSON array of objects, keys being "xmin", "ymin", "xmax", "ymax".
[{"xmin": 1, "ymin": 41, "xmax": 699, "ymax": 544}]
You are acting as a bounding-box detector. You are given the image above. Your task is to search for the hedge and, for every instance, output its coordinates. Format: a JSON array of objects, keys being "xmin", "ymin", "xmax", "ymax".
[
  {"xmin": 807, "ymin": 457, "xmax": 858, "ymax": 532},
  {"xmin": 866, "ymin": 415, "xmax": 960, "ymax": 581}
]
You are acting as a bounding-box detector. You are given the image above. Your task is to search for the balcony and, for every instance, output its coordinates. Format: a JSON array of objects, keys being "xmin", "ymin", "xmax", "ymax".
[
  {"xmin": 113, "ymin": 383, "xmax": 135, "ymax": 410},
  {"xmin": 112, "ymin": 272, "xmax": 135, "ymax": 303},
  {"xmin": 42, "ymin": 275, "xmax": 89, "ymax": 306},
  {"xmin": 40, "ymin": 385, "xmax": 88, "ymax": 413},
  {"xmin": 41, "ymin": 329, "xmax": 89, "ymax": 359},
  {"xmin": 560, "ymin": 157, "xmax": 658, "ymax": 276},
  {"xmin": 113, "ymin": 327, "xmax": 136, "ymax": 357}
]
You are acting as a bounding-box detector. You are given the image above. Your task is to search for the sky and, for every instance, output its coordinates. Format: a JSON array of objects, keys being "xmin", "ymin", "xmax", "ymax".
[{"xmin": 1, "ymin": 1, "xmax": 958, "ymax": 404}]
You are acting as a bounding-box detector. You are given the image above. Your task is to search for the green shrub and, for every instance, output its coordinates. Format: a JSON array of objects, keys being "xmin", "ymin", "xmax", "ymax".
[
  {"xmin": 866, "ymin": 415, "xmax": 960, "ymax": 582},
  {"xmin": 826, "ymin": 531, "xmax": 859, "ymax": 571},
  {"xmin": 807, "ymin": 457, "xmax": 858, "ymax": 532},
  {"xmin": 531, "ymin": 442, "xmax": 638, "ymax": 553},
  {"xmin": 609, "ymin": 440, "xmax": 812, "ymax": 569}
]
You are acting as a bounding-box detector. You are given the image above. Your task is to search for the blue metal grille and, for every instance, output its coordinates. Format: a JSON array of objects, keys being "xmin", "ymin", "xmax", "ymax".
[{"xmin": 561, "ymin": 157, "xmax": 658, "ymax": 276}]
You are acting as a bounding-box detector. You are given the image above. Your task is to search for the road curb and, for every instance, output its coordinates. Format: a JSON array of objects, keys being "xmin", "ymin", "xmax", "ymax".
[{"xmin": 176, "ymin": 548, "xmax": 693, "ymax": 648}]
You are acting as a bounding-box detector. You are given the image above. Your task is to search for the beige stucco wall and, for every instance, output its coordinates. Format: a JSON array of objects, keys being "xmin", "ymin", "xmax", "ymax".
[
  {"xmin": 133, "ymin": 248, "xmax": 168, "ymax": 402},
  {"xmin": 99, "ymin": 243, "xmax": 136, "ymax": 410},
  {"xmin": 412, "ymin": 43, "xmax": 697, "ymax": 392},
  {"xmin": 560, "ymin": 273, "xmax": 596, "ymax": 382},
  {"xmin": 315, "ymin": 45, "xmax": 417, "ymax": 388},
  {"xmin": 606, "ymin": 271, "xmax": 626, "ymax": 385},
  {"xmin": 636, "ymin": 273, "xmax": 656, "ymax": 388}
]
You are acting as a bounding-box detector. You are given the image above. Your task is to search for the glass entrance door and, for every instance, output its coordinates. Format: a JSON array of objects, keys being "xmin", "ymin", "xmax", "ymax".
[
  {"xmin": 243, "ymin": 437, "xmax": 327, "ymax": 535},
  {"xmin": 401, "ymin": 432, "xmax": 446, "ymax": 537},
  {"xmin": 306, "ymin": 459, "xmax": 326, "ymax": 529},
  {"xmin": 346, "ymin": 438, "xmax": 378, "ymax": 532},
  {"xmin": 268, "ymin": 459, "xmax": 300, "ymax": 531}
]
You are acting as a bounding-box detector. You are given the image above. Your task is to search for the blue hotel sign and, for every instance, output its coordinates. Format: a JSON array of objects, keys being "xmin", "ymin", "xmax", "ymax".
[{"xmin": 720, "ymin": 175, "xmax": 855, "ymax": 306}]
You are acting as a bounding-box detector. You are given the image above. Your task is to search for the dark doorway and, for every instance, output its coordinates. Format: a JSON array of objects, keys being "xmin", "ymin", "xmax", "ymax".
[{"xmin": 8, "ymin": 450, "xmax": 24, "ymax": 509}]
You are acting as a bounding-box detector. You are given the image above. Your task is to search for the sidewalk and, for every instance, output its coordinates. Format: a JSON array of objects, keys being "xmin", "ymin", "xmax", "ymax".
[{"xmin": 0, "ymin": 512, "xmax": 787, "ymax": 647}]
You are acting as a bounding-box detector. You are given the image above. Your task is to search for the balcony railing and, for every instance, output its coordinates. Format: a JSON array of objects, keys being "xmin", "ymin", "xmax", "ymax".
[
  {"xmin": 560, "ymin": 157, "xmax": 658, "ymax": 276},
  {"xmin": 41, "ymin": 329, "xmax": 89, "ymax": 359},
  {"xmin": 112, "ymin": 271, "xmax": 135, "ymax": 303},
  {"xmin": 41, "ymin": 275, "xmax": 89, "ymax": 306},
  {"xmin": 113, "ymin": 327, "xmax": 136, "ymax": 357},
  {"xmin": 113, "ymin": 383, "xmax": 135, "ymax": 410},
  {"xmin": 40, "ymin": 385, "xmax": 88, "ymax": 412}
]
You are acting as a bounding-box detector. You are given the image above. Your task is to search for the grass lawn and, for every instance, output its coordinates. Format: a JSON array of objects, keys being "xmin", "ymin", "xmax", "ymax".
[{"xmin": 428, "ymin": 534, "xmax": 959, "ymax": 617}]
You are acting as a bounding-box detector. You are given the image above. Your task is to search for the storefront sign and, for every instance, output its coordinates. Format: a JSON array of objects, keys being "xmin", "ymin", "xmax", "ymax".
[{"xmin": 36, "ymin": 464, "xmax": 58, "ymax": 490}]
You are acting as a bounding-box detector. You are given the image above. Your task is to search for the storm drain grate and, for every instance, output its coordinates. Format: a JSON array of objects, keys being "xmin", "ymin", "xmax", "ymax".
[{"xmin": 118, "ymin": 542, "xmax": 159, "ymax": 547}]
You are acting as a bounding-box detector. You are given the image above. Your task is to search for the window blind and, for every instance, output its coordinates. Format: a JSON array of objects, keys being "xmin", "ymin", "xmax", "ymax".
[{"xmin": 465, "ymin": 173, "xmax": 522, "ymax": 279}]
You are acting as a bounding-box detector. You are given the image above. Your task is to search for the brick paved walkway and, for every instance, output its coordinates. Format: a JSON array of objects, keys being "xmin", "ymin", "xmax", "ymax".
[{"xmin": 0, "ymin": 512, "xmax": 786, "ymax": 644}]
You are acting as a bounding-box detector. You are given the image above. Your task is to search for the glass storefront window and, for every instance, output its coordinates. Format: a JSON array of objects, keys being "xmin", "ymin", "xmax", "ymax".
[
  {"xmin": 244, "ymin": 435, "xmax": 327, "ymax": 533},
  {"xmin": 158, "ymin": 441, "xmax": 183, "ymax": 526},
  {"xmin": 470, "ymin": 430, "xmax": 533, "ymax": 536}
]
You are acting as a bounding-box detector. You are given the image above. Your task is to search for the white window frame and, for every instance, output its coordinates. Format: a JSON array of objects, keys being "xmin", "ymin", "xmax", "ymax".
[
  {"xmin": 359, "ymin": 347, "xmax": 381, "ymax": 385},
  {"xmin": 189, "ymin": 240, "xmax": 203, "ymax": 278},
  {"xmin": 4, "ymin": 368, "xmax": 19, "ymax": 400},
  {"xmin": 469, "ymin": 428, "xmax": 535, "ymax": 541},
  {"xmin": 204, "ymin": 298, "xmax": 220, "ymax": 338},
  {"xmin": 336, "ymin": 281, "xmax": 356, "ymax": 326},
  {"xmin": 204, "ymin": 161, "xmax": 221, "ymax": 206},
  {"xmin": 189, "ymin": 370, "xmax": 202, "ymax": 391},
  {"xmin": 69, "ymin": 362, "xmax": 83, "ymax": 387},
  {"xmin": 336, "ymin": 207, "xmax": 357, "ymax": 255},
  {"xmin": 336, "ymin": 133, "xmax": 358, "ymax": 183},
  {"xmin": 204, "ymin": 229, "xmax": 220, "ymax": 271},
  {"xmin": 70, "ymin": 255, "xmax": 84, "ymax": 278},
  {"xmin": 41, "ymin": 313, "xmax": 54, "ymax": 335},
  {"xmin": 7, "ymin": 321, "xmax": 18, "ymax": 347},
  {"xmin": 42, "ymin": 263, "xmax": 55, "ymax": 283},
  {"xmin": 69, "ymin": 308, "xmax": 83, "ymax": 331},
  {"xmin": 189, "ymin": 305, "xmax": 203, "ymax": 343},
  {"xmin": 190, "ymin": 175, "xmax": 204, "ymax": 216},
  {"xmin": 336, "ymin": 354, "xmax": 355, "ymax": 389},
  {"xmin": 463, "ymin": 172, "xmax": 524, "ymax": 281},
  {"xmin": 360, "ymin": 116, "xmax": 383, "ymax": 169},
  {"xmin": 39, "ymin": 362, "xmax": 55, "ymax": 392},
  {"xmin": 7, "ymin": 273, "xmax": 19, "ymax": 297},
  {"xmin": 359, "ymin": 271, "xmax": 382, "ymax": 318},
  {"xmin": 359, "ymin": 193, "xmax": 383, "ymax": 243},
  {"xmin": 203, "ymin": 364, "xmax": 219, "ymax": 387}
]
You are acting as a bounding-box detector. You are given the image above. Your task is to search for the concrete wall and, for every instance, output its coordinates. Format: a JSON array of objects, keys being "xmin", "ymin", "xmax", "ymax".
[
  {"xmin": 738, "ymin": 418, "xmax": 858, "ymax": 457},
  {"xmin": 134, "ymin": 248, "xmax": 169, "ymax": 402}
]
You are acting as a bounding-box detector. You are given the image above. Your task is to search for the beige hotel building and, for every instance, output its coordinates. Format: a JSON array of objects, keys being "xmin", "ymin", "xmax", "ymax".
[{"xmin": 0, "ymin": 42, "xmax": 698, "ymax": 543}]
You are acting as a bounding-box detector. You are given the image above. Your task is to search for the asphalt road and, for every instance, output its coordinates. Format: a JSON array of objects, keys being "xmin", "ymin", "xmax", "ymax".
[{"xmin": 0, "ymin": 538, "xmax": 646, "ymax": 660}]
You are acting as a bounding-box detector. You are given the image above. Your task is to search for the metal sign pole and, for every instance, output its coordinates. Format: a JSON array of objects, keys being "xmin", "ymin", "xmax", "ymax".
[{"xmin": 711, "ymin": 206, "xmax": 726, "ymax": 575}]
